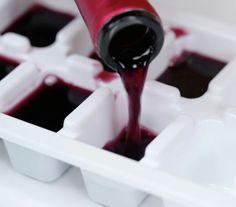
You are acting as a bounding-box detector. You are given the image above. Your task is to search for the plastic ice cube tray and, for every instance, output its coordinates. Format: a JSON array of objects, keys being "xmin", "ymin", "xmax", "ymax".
[{"xmin": 1, "ymin": 0, "xmax": 236, "ymax": 207}]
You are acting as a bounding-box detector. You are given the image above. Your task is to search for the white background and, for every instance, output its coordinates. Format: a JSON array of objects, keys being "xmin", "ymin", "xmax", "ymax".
[{"xmin": 157, "ymin": 0, "xmax": 236, "ymax": 26}]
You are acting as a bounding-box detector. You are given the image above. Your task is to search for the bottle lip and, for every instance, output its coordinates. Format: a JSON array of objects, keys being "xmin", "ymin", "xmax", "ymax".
[{"xmin": 96, "ymin": 10, "xmax": 164, "ymax": 72}]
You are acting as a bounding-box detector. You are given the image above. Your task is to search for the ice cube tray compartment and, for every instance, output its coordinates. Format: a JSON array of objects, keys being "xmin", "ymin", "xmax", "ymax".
[
  {"xmin": 149, "ymin": 115, "xmax": 236, "ymax": 191},
  {"xmin": 1, "ymin": 0, "xmax": 236, "ymax": 207}
]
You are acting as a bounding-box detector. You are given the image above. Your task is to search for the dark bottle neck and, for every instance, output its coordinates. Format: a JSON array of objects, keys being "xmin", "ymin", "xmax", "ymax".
[{"xmin": 97, "ymin": 10, "xmax": 164, "ymax": 72}]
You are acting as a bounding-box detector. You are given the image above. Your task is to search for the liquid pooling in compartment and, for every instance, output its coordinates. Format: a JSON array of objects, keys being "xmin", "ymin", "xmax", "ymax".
[
  {"xmin": 2, "ymin": 5, "xmax": 75, "ymax": 47},
  {"xmin": 157, "ymin": 51, "xmax": 227, "ymax": 98},
  {"xmin": 0, "ymin": 56, "xmax": 19, "ymax": 79},
  {"xmin": 104, "ymin": 127, "xmax": 157, "ymax": 161},
  {"xmin": 7, "ymin": 78, "xmax": 91, "ymax": 132},
  {"xmin": 101, "ymin": 23, "xmax": 161, "ymax": 161}
]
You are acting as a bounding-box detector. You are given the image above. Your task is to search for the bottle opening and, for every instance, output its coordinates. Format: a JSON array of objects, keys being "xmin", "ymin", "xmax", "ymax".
[
  {"xmin": 97, "ymin": 10, "xmax": 164, "ymax": 72},
  {"xmin": 109, "ymin": 24, "xmax": 157, "ymax": 70}
]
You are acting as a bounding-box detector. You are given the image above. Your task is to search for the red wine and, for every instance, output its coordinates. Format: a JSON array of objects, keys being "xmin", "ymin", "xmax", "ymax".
[
  {"xmin": 2, "ymin": 5, "xmax": 74, "ymax": 47},
  {"xmin": 104, "ymin": 127, "xmax": 156, "ymax": 161},
  {"xmin": 7, "ymin": 78, "xmax": 91, "ymax": 132},
  {"xmin": 0, "ymin": 56, "xmax": 18, "ymax": 80},
  {"xmin": 76, "ymin": 0, "xmax": 164, "ymax": 160},
  {"xmin": 119, "ymin": 67, "xmax": 148, "ymax": 153},
  {"xmin": 158, "ymin": 51, "xmax": 226, "ymax": 98},
  {"xmin": 100, "ymin": 62, "xmax": 152, "ymax": 160},
  {"xmin": 102, "ymin": 24, "xmax": 158, "ymax": 159}
]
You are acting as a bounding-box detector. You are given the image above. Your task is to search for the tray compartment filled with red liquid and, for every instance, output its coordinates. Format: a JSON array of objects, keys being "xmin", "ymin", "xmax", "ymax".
[
  {"xmin": 2, "ymin": 4, "xmax": 75, "ymax": 47},
  {"xmin": 64, "ymin": 82, "xmax": 181, "ymax": 207},
  {"xmin": 3, "ymin": 76, "xmax": 92, "ymax": 182},
  {"xmin": 0, "ymin": 1, "xmax": 99, "ymax": 184},
  {"xmin": 103, "ymin": 127, "xmax": 157, "ymax": 161},
  {"xmin": 7, "ymin": 78, "xmax": 91, "ymax": 132},
  {"xmin": 157, "ymin": 51, "xmax": 227, "ymax": 98}
]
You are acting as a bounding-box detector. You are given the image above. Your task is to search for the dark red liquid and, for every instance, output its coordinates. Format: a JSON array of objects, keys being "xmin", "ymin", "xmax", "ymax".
[
  {"xmin": 0, "ymin": 56, "xmax": 18, "ymax": 79},
  {"xmin": 7, "ymin": 79, "xmax": 91, "ymax": 132},
  {"xmin": 158, "ymin": 52, "xmax": 227, "ymax": 98},
  {"xmin": 119, "ymin": 67, "xmax": 148, "ymax": 150},
  {"xmin": 102, "ymin": 25, "xmax": 157, "ymax": 159},
  {"xmin": 103, "ymin": 67, "xmax": 150, "ymax": 160},
  {"xmin": 2, "ymin": 5, "xmax": 74, "ymax": 47},
  {"xmin": 104, "ymin": 127, "xmax": 156, "ymax": 160}
]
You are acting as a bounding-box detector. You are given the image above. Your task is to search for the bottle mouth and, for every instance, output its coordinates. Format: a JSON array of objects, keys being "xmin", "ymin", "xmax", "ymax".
[{"xmin": 97, "ymin": 10, "xmax": 164, "ymax": 72}]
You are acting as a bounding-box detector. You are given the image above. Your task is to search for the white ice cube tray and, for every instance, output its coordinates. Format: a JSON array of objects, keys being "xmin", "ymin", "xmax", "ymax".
[{"xmin": 1, "ymin": 0, "xmax": 236, "ymax": 207}]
